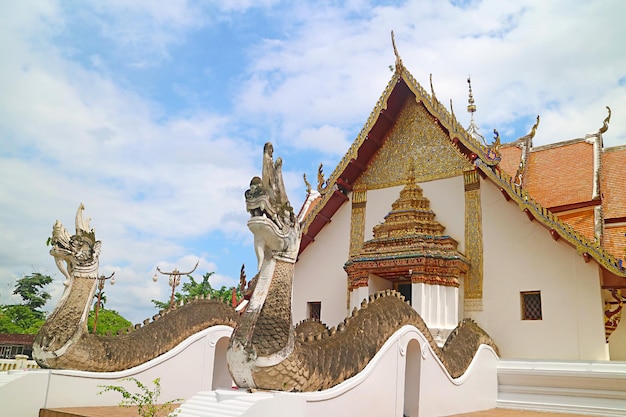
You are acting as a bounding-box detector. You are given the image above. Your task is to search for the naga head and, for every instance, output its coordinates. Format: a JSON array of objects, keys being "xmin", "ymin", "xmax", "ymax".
[
  {"xmin": 246, "ymin": 142, "xmax": 301, "ymax": 269},
  {"xmin": 49, "ymin": 204, "xmax": 101, "ymax": 284}
]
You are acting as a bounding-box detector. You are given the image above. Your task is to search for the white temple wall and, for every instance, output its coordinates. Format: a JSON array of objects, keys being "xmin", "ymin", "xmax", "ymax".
[
  {"xmin": 293, "ymin": 198, "xmax": 351, "ymax": 326},
  {"xmin": 350, "ymin": 286, "xmax": 369, "ymax": 312},
  {"xmin": 475, "ymin": 180, "xmax": 607, "ymax": 360},
  {"xmin": 608, "ymin": 318, "xmax": 626, "ymax": 360}
]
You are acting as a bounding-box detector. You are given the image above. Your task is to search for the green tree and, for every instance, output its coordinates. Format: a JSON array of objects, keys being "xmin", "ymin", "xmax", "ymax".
[
  {"xmin": 12, "ymin": 272, "xmax": 52, "ymax": 317},
  {"xmin": 88, "ymin": 308, "xmax": 132, "ymax": 336},
  {"xmin": 0, "ymin": 305, "xmax": 46, "ymax": 334},
  {"xmin": 94, "ymin": 291, "xmax": 107, "ymax": 309},
  {"xmin": 0, "ymin": 272, "xmax": 52, "ymax": 333}
]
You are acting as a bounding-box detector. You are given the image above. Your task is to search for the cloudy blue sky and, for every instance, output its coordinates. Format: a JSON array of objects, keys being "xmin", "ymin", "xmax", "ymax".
[{"xmin": 1, "ymin": 0, "xmax": 625, "ymax": 324}]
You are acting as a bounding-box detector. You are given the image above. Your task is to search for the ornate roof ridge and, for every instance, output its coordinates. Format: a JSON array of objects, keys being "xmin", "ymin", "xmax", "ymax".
[{"xmin": 476, "ymin": 159, "xmax": 626, "ymax": 277}]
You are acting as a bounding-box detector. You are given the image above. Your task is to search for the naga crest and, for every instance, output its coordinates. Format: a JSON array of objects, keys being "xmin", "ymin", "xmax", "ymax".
[
  {"xmin": 245, "ymin": 142, "xmax": 300, "ymax": 268},
  {"xmin": 50, "ymin": 203, "xmax": 101, "ymax": 283}
]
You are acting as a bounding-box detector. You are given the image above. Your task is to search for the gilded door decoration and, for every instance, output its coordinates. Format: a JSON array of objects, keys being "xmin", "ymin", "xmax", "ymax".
[
  {"xmin": 464, "ymin": 169, "xmax": 484, "ymax": 310},
  {"xmin": 350, "ymin": 189, "xmax": 367, "ymax": 257},
  {"xmin": 354, "ymin": 99, "xmax": 472, "ymax": 191}
]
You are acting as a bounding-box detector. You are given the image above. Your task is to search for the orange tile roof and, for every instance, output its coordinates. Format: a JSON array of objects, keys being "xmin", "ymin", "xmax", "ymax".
[
  {"xmin": 601, "ymin": 145, "xmax": 626, "ymax": 219},
  {"xmin": 557, "ymin": 209, "xmax": 595, "ymax": 241},
  {"xmin": 498, "ymin": 144, "xmax": 522, "ymax": 180},
  {"xmin": 524, "ymin": 140, "xmax": 594, "ymax": 209},
  {"xmin": 604, "ymin": 225, "xmax": 626, "ymax": 263}
]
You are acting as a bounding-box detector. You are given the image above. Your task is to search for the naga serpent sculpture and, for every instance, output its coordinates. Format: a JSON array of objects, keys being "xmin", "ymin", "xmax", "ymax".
[
  {"xmin": 32, "ymin": 204, "xmax": 238, "ymax": 371},
  {"xmin": 227, "ymin": 142, "xmax": 499, "ymax": 392}
]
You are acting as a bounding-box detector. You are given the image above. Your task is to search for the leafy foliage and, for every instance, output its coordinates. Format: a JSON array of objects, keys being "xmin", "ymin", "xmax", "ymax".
[
  {"xmin": 94, "ymin": 291, "xmax": 107, "ymax": 309},
  {"xmin": 151, "ymin": 272, "xmax": 239, "ymax": 310},
  {"xmin": 0, "ymin": 304, "xmax": 46, "ymax": 334},
  {"xmin": 0, "ymin": 272, "xmax": 52, "ymax": 334},
  {"xmin": 12, "ymin": 272, "xmax": 52, "ymax": 315},
  {"xmin": 98, "ymin": 377, "xmax": 181, "ymax": 417},
  {"xmin": 88, "ymin": 308, "xmax": 132, "ymax": 335}
]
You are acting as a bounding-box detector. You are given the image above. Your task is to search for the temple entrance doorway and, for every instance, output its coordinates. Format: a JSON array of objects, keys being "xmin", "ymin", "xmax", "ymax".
[{"xmin": 395, "ymin": 281, "xmax": 412, "ymax": 306}]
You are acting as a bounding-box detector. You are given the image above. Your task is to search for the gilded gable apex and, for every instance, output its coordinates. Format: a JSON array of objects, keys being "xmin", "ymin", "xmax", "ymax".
[{"xmin": 354, "ymin": 99, "xmax": 472, "ymax": 190}]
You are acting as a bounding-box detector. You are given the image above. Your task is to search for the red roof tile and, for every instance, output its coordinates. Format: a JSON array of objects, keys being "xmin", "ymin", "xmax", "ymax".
[
  {"xmin": 602, "ymin": 146, "xmax": 626, "ymax": 220},
  {"xmin": 524, "ymin": 140, "xmax": 594, "ymax": 209},
  {"xmin": 0, "ymin": 334, "xmax": 35, "ymax": 345},
  {"xmin": 498, "ymin": 144, "xmax": 522, "ymax": 180}
]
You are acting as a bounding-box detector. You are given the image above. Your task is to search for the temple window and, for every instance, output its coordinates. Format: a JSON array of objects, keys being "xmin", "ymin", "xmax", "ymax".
[
  {"xmin": 520, "ymin": 291, "xmax": 542, "ymax": 320},
  {"xmin": 307, "ymin": 301, "xmax": 321, "ymax": 320}
]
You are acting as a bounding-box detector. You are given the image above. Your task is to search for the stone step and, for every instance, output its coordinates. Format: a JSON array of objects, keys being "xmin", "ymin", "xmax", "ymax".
[{"xmin": 176, "ymin": 389, "xmax": 275, "ymax": 417}]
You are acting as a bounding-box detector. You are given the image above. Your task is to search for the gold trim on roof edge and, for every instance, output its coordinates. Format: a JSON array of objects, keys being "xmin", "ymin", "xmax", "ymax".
[{"xmin": 476, "ymin": 159, "xmax": 626, "ymax": 277}]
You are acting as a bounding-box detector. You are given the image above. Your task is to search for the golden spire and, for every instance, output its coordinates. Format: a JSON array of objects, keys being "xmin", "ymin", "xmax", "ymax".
[
  {"xmin": 466, "ymin": 76, "xmax": 485, "ymax": 145},
  {"xmin": 467, "ymin": 77, "xmax": 476, "ymax": 114}
]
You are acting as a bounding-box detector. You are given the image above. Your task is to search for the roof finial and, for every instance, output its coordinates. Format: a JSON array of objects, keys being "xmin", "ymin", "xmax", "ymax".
[
  {"xmin": 450, "ymin": 99, "xmax": 455, "ymax": 119},
  {"xmin": 467, "ymin": 77, "xmax": 476, "ymax": 115},
  {"xmin": 466, "ymin": 76, "xmax": 485, "ymax": 145},
  {"xmin": 303, "ymin": 173, "xmax": 312, "ymax": 194},
  {"xmin": 317, "ymin": 163, "xmax": 327, "ymax": 193},
  {"xmin": 529, "ymin": 115, "xmax": 540, "ymax": 139},
  {"xmin": 598, "ymin": 106, "xmax": 611, "ymax": 134},
  {"xmin": 391, "ymin": 30, "xmax": 403, "ymax": 71},
  {"xmin": 429, "ymin": 74, "xmax": 437, "ymax": 100}
]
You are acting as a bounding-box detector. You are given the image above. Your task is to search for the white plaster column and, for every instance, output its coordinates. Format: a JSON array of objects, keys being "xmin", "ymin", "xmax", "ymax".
[
  {"xmin": 350, "ymin": 286, "xmax": 369, "ymax": 312},
  {"xmin": 411, "ymin": 282, "xmax": 460, "ymax": 345}
]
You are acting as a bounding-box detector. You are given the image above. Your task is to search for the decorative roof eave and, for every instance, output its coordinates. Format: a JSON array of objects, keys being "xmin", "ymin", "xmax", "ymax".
[{"xmin": 475, "ymin": 158, "xmax": 626, "ymax": 278}]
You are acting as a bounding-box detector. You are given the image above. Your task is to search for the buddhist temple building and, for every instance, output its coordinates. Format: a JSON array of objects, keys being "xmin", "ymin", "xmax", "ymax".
[{"xmin": 292, "ymin": 46, "xmax": 626, "ymax": 362}]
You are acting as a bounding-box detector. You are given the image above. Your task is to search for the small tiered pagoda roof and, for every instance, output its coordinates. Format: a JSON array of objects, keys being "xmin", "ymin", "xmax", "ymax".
[{"xmin": 344, "ymin": 170, "xmax": 469, "ymax": 290}]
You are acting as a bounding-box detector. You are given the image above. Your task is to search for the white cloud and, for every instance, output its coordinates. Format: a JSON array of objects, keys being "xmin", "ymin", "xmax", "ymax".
[{"xmin": 296, "ymin": 125, "xmax": 351, "ymax": 155}]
